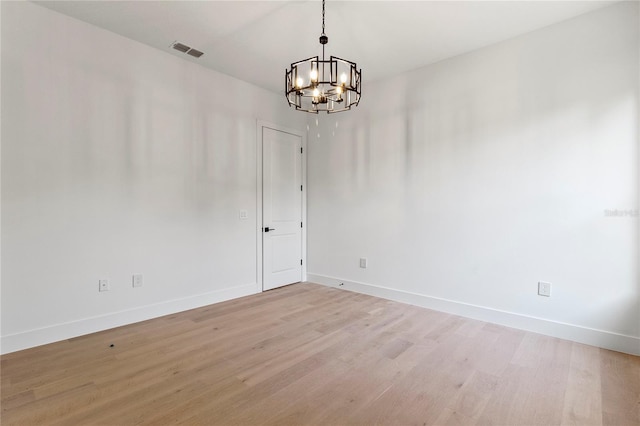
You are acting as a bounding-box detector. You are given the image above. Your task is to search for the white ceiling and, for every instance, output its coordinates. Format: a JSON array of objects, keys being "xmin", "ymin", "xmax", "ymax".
[{"xmin": 35, "ymin": 0, "xmax": 616, "ymax": 94}]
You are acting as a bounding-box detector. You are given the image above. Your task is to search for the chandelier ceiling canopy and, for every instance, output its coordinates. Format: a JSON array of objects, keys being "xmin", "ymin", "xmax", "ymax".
[{"xmin": 285, "ymin": 0, "xmax": 362, "ymax": 114}]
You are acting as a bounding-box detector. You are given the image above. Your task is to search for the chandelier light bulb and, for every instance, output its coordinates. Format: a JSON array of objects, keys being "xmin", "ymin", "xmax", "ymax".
[
  {"xmin": 313, "ymin": 88, "xmax": 320, "ymax": 97},
  {"xmin": 295, "ymin": 77, "xmax": 303, "ymax": 88},
  {"xmin": 340, "ymin": 73, "xmax": 347, "ymax": 84},
  {"xmin": 310, "ymin": 69, "xmax": 318, "ymax": 82}
]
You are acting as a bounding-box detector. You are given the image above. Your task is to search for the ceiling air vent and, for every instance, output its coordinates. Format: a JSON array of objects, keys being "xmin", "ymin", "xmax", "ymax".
[
  {"xmin": 187, "ymin": 49, "xmax": 204, "ymax": 58},
  {"xmin": 170, "ymin": 41, "xmax": 204, "ymax": 58},
  {"xmin": 172, "ymin": 42, "xmax": 190, "ymax": 53}
]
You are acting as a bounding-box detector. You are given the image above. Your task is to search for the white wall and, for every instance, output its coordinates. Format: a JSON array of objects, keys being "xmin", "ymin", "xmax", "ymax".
[
  {"xmin": 3, "ymin": 1, "xmax": 638, "ymax": 356},
  {"xmin": 308, "ymin": 2, "xmax": 640, "ymax": 355},
  {"xmin": 1, "ymin": 1, "xmax": 305, "ymax": 353}
]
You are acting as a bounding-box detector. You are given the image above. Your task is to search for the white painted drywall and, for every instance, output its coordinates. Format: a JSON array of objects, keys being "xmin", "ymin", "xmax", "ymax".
[
  {"xmin": 308, "ymin": 2, "xmax": 639, "ymax": 354},
  {"xmin": 2, "ymin": 1, "xmax": 638, "ymax": 356},
  {"xmin": 0, "ymin": 1, "xmax": 305, "ymax": 353}
]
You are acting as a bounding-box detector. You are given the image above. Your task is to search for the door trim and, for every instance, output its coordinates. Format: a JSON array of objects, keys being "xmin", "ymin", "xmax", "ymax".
[{"xmin": 256, "ymin": 120, "xmax": 307, "ymax": 292}]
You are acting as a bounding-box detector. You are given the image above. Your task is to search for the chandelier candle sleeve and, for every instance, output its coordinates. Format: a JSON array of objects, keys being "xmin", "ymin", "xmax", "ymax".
[{"xmin": 285, "ymin": 0, "xmax": 362, "ymax": 114}]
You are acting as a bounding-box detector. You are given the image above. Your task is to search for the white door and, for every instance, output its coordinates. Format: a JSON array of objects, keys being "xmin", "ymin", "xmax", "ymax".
[{"xmin": 262, "ymin": 127, "xmax": 303, "ymax": 291}]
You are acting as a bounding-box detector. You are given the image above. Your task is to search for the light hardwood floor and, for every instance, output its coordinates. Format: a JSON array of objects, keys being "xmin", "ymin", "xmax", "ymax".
[{"xmin": 1, "ymin": 283, "xmax": 639, "ymax": 425}]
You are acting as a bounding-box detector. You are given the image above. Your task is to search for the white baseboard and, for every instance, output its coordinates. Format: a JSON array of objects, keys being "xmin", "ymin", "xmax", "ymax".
[
  {"xmin": 1, "ymin": 283, "xmax": 258, "ymax": 355},
  {"xmin": 307, "ymin": 273, "xmax": 640, "ymax": 356}
]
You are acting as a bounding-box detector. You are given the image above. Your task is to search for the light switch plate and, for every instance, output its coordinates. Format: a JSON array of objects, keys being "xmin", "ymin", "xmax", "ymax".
[
  {"xmin": 133, "ymin": 274, "xmax": 143, "ymax": 288},
  {"xmin": 538, "ymin": 281, "xmax": 551, "ymax": 297}
]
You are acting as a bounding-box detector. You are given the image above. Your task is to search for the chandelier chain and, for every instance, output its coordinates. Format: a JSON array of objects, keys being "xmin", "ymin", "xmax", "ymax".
[{"xmin": 322, "ymin": 0, "xmax": 325, "ymax": 35}]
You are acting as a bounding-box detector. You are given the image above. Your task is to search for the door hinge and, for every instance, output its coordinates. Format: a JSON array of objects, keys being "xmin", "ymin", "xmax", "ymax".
[
  {"xmin": 301, "ymin": 222, "xmax": 303, "ymax": 228},
  {"xmin": 300, "ymin": 185, "xmax": 303, "ymax": 191},
  {"xmin": 300, "ymin": 259, "xmax": 303, "ymax": 265},
  {"xmin": 300, "ymin": 147, "xmax": 303, "ymax": 154}
]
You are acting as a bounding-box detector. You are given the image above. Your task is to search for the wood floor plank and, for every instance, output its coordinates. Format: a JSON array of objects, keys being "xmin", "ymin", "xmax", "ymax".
[
  {"xmin": 476, "ymin": 364, "xmax": 538, "ymax": 425},
  {"xmin": 1, "ymin": 283, "xmax": 638, "ymax": 426},
  {"xmin": 474, "ymin": 324, "xmax": 525, "ymax": 377},
  {"xmin": 561, "ymin": 343, "xmax": 603, "ymax": 426},
  {"xmin": 600, "ymin": 348, "xmax": 640, "ymax": 425},
  {"xmin": 522, "ymin": 336, "xmax": 573, "ymax": 425}
]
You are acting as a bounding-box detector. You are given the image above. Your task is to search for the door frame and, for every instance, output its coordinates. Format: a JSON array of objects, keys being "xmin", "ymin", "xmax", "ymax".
[{"xmin": 256, "ymin": 120, "xmax": 307, "ymax": 292}]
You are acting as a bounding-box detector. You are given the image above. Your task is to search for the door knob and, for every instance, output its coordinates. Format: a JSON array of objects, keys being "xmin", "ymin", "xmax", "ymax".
[{"xmin": 264, "ymin": 227, "xmax": 276, "ymax": 232}]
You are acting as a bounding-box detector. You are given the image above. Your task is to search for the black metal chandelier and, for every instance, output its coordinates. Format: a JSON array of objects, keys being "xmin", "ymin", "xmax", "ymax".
[{"xmin": 285, "ymin": 0, "xmax": 362, "ymax": 114}]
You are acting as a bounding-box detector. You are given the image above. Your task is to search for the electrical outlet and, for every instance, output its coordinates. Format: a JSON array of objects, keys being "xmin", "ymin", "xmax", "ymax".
[
  {"xmin": 132, "ymin": 274, "xmax": 143, "ymax": 288},
  {"xmin": 538, "ymin": 281, "xmax": 551, "ymax": 297},
  {"xmin": 359, "ymin": 258, "xmax": 367, "ymax": 268},
  {"xmin": 99, "ymin": 279, "xmax": 110, "ymax": 292},
  {"xmin": 239, "ymin": 209, "xmax": 248, "ymax": 220}
]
